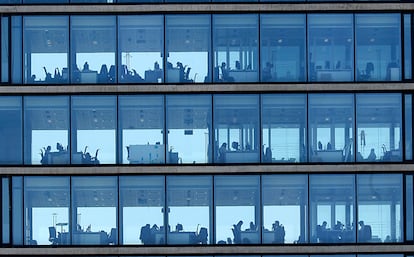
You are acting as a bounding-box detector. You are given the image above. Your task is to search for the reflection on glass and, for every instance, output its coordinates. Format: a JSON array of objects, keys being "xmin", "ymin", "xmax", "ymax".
[
  {"xmin": 0, "ymin": 96, "xmax": 22, "ymax": 164},
  {"xmin": 262, "ymin": 175, "xmax": 308, "ymax": 244},
  {"xmin": 356, "ymin": 94, "xmax": 402, "ymax": 162},
  {"xmin": 11, "ymin": 16, "xmax": 22, "ymax": 84},
  {"xmin": 166, "ymin": 95, "xmax": 212, "ymax": 164},
  {"xmin": 260, "ymin": 14, "xmax": 306, "ymax": 82},
  {"xmin": 406, "ymin": 175, "xmax": 413, "ymax": 241},
  {"xmin": 119, "ymin": 95, "xmax": 165, "ymax": 164},
  {"xmin": 308, "ymin": 94, "xmax": 354, "ymax": 163},
  {"xmin": 118, "ymin": 15, "xmax": 163, "ymax": 84},
  {"xmin": 120, "ymin": 176, "xmax": 165, "ymax": 245},
  {"xmin": 404, "ymin": 14, "xmax": 412, "ymax": 80},
  {"xmin": 1, "ymin": 17, "xmax": 9, "ymax": 83},
  {"xmin": 24, "ymin": 176, "xmax": 70, "ymax": 245},
  {"xmin": 405, "ymin": 95, "xmax": 412, "ymax": 160},
  {"xmin": 2, "ymin": 178, "xmax": 10, "ymax": 244},
  {"xmin": 357, "ymin": 174, "xmax": 403, "ymax": 243},
  {"xmin": 24, "ymin": 96, "xmax": 69, "ymax": 165},
  {"xmin": 310, "ymin": 175, "xmax": 355, "ymax": 243},
  {"xmin": 262, "ymin": 94, "xmax": 307, "ymax": 163},
  {"xmin": 215, "ymin": 175, "xmax": 260, "ymax": 244},
  {"xmin": 308, "ymin": 14, "xmax": 354, "ymax": 82}
]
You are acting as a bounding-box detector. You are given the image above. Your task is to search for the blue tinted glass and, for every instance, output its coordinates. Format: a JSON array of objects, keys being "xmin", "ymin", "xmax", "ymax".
[
  {"xmin": 12, "ymin": 177, "xmax": 23, "ymax": 245},
  {"xmin": 406, "ymin": 175, "xmax": 413, "ymax": 241},
  {"xmin": 213, "ymin": 15, "xmax": 259, "ymax": 82},
  {"xmin": 356, "ymin": 94, "xmax": 402, "ymax": 162},
  {"xmin": 11, "ymin": 16, "xmax": 22, "ymax": 84},
  {"xmin": 0, "ymin": 96, "xmax": 22, "ymax": 164},
  {"xmin": 23, "ymin": 0, "xmax": 67, "ymax": 4},
  {"xmin": 356, "ymin": 14, "xmax": 401, "ymax": 82},
  {"xmin": 166, "ymin": 15, "xmax": 211, "ymax": 83},
  {"xmin": 404, "ymin": 14, "xmax": 412, "ymax": 80},
  {"xmin": 2, "ymin": 17, "xmax": 9, "ymax": 83},
  {"xmin": 118, "ymin": 15, "xmax": 163, "ymax": 83},
  {"xmin": 0, "ymin": 0, "xmax": 20, "ymax": 4},
  {"xmin": 2, "ymin": 178, "xmax": 10, "ymax": 244},
  {"xmin": 261, "ymin": 94, "xmax": 307, "ymax": 163},
  {"xmin": 260, "ymin": 14, "xmax": 306, "ymax": 82},
  {"xmin": 308, "ymin": 14, "xmax": 354, "ymax": 82},
  {"xmin": 405, "ymin": 94, "xmax": 412, "ymax": 160},
  {"xmin": 213, "ymin": 94, "xmax": 260, "ymax": 163}
]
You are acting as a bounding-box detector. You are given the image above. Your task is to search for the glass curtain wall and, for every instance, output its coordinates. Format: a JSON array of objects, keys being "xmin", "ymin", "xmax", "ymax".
[
  {"xmin": 404, "ymin": 14, "xmax": 412, "ymax": 80},
  {"xmin": 405, "ymin": 95, "xmax": 412, "ymax": 160},
  {"xmin": 1, "ymin": 16, "xmax": 9, "ymax": 83},
  {"xmin": 0, "ymin": 96, "xmax": 22, "ymax": 164},
  {"xmin": 11, "ymin": 16, "xmax": 22, "ymax": 84}
]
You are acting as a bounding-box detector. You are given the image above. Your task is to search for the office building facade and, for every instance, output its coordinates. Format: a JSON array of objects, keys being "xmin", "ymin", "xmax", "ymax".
[{"xmin": 0, "ymin": 1, "xmax": 414, "ymax": 257}]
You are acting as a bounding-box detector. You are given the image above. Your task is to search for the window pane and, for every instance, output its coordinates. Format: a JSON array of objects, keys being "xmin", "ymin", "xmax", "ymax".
[
  {"xmin": 23, "ymin": 16, "xmax": 68, "ymax": 84},
  {"xmin": 215, "ymin": 175, "xmax": 260, "ymax": 244},
  {"xmin": 2, "ymin": 17, "xmax": 9, "ymax": 83},
  {"xmin": 167, "ymin": 176, "xmax": 212, "ymax": 244},
  {"xmin": 406, "ymin": 175, "xmax": 413, "ymax": 241},
  {"xmin": 310, "ymin": 175, "xmax": 355, "ymax": 244},
  {"xmin": 356, "ymin": 14, "xmax": 401, "ymax": 82},
  {"xmin": 24, "ymin": 96, "xmax": 69, "ymax": 165},
  {"xmin": 404, "ymin": 14, "xmax": 412, "ymax": 80},
  {"xmin": 405, "ymin": 94, "xmax": 412, "ymax": 160},
  {"xmin": 0, "ymin": 96, "xmax": 22, "ymax": 164},
  {"xmin": 71, "ymin": 16, "xmax": 116, "ymax": 84},
  {"xmin": 166, "ymin": 95, "xmax": 212, "ymax": 164},
  {"xmin": 2, "ymin": 178, "xmax": 10, "ymax": 244},
  {"xmin": 120, "ymin": 176, "xmax": 165, "ymax": 245},
  {"xmin": 356, "ymin": 94, "xmax": 402, "ymax": 162},
  {"xmin": 166, "ymin": 15, "xmax": 210, "ymax": 83},
  {"xmin": 309, "ymin": 94, "xmax": 354, "ymax": 163},
  {"xmin": 24, "ymin": 176, "xmax": 70, "ymax": 245},
  {"xmin": 118, "ymin": 15, "xmax": 163, "ymax": 84},
  {"xmin": 357, "ymin": 174, "xmax": 403, "ymax": 243},
  {"xmin": 71, "ymin": 176, "xmax": 118, "ymax": 245},
  {"xmin": 260, "ymin": 14, "xmax": 306, "ymax": 82},
  {"xmin": 71, "ymin": 96, "xmax": 117, "ymax": 164},
  {"xmin": 262, "ymin": 175, "xmax": 308, "ymax": 244},
  {"xmin": 308, "ymin": 14, "xmax": 354, "ymax": 82},
  {"xmin": 262, "ymin": 94, "xmax": 307, "ymax": 163},
  {"xmin": 213, "ymin": 15, "xmax": 259, "ymax": 82},
  {"xmin": 11, "ymin": 16, "xmax": 22, "ymax": 84},
  {"xmin": 12, "ymin": 177, "xmax": 23, "ymax": 245},
  {"xmin": 214, "ymin": 94, "xmax": 260, "ymax": 163}
]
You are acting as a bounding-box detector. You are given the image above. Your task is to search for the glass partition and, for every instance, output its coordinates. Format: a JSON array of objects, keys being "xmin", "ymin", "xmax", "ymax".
[
  {"xmin": 118, "ymin": 95, "xmax": 165, "ymax": 164},
  {"xmin": 308, "ymin": 14, "xmax": 354, "ymax": 82},
  {"xmin": 213, "ymin": 94, "xmax": 260, "ymax": 163},
  {"xmin": 118, "ymin": 15, "xmax": 163, "ymax": 83},
  {"xmin": 24, "ymin": 96, "xmax": 70, "ymax": 165},
  {"xmin": 262, "ymin": 175, "xmax": 308, "ymax": 244},
  {"xmin": 166, "ymin": 95, "xmax": 212, "ymax": 164},
  {"xmin": 260, "ymin": 14, "xmax": 306, "ymax": 82},
  {"xmin": 356, "ymin": 14, "xmax": 401, "ymax": 82},
  {"xmin": 310, "ymin": 174, "xmax": 355, "ymax": 243},
  {"xmin": 308, "ymin": 94, "xmax": 354, "ymax": 163},
  {"xmin": 167, "ymin": 176, "xmax": 212, "ymax": 244},
  {"xmin": 71, "ymin": 16, "xmax": 116, "ymax": 84},
  {"xmin": 166, "ymin": 15, "xmax": 211, "ymax": 83},
  {"xmin": 357, "ymin": 174, "xmax": 403, "ymax": 243},
  {"xmin": 213, "ymin": 14, "xmax": 259, "ymax": 82},
  {"xmin": 0, "ymin": 96, "xmax": 22, "ymax": 164},
  {"xmin": 23, "ymin": 16, "xmax": 69, "ymax": 84},
  {"xmin": 261, "ymin": 94, "xmax": 307, "ymax": 163},
  {"xmin": 71, "ymin": 176, "xmax": 118, "ymax": 245},
  {"xmin": 24, "ymin": 176, "xmax": 70, "ymax": 245},
  {"xmin": 215, "ymin": 175, "xmax": 260, "ymax": 244},
  {"xmin": 71, "ymin": 96, "xmax": 117, "ymax": 164},
  {"xmin": 356, "ymin": 94, "xmax": 402, "ymax": 162},
  {"xmin": 120, "ymin": 176, "xmax": 165, "ymax": 245}
]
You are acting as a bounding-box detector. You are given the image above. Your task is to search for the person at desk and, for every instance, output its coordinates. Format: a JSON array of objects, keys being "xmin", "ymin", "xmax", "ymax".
[
  {"xmin": 272, "ymin": 220, "xmax": 285, "ymax": 244},
  {"xmin": 40, "ymin": 145, "xmax": 52, "ymax": 165},
  {"xmin": 218, "ymin": 143, "xmax": 227, "ymax": 163},
  {"xmin": 367, "ymin": 148, "xmax": 377, "ymax": 161},
  {"xmin": 220, "ymin": 62, "xmax": 234, "ymax": 82},
  {"xmin": 82, "ymin": 62, "xmax": 90, "ymax": 72},
  {"xmin": 358, "ymin": 220, "xmax": 372, "ymax": 242},
  {"xmin": 262, "ymin": 62, "xmax": 273, "ymax": 82},
  {"xmin": 232, "ymin": 220, "xmax": 243, "ymax": 244}
]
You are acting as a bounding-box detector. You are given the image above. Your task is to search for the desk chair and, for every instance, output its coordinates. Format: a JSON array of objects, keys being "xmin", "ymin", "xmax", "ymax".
[
  {"xmin": 107, "ymin": 228, "xmax": 117, "ymax": 245},
  {"xmin": 48, "ymin": 226, "xmax": 58, "ymax": 245}
]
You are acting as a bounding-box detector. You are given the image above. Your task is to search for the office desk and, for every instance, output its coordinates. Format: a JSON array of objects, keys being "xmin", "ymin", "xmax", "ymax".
[
  {"xmin": 145, "ymin": 69, "xmax": 163, "ymax": 83},
  {"xmin": 226, "ymin": 151, "xmax": 259, "ymax": 163},
  {"xmin": 228, "ymin": 71, "xmax": 258, "ymax": 82},
  {"xmin": 128, "ymin": 144, "xmax": 164, "ymax": 164},
  {"xmin": 316, "ymin": 70, "xmax": 352, "ymax": 81},
  {"xmin": 314, "ymin": 150, "xmax": 343, "ymax": 162},
  {"xmin": 168, "ymin": 232, "xmax": 196, "ymax": 244},
  {"xmin": 72, "ymin": 231, "xmax": 108, "ymax": 245},
  {"xmin": 167, "ymin": 68, "xmax": 180, "ymax": 82},
  {"xmin": 47, "ymin": 152, "xmax": 69, "ymax": 165},
  {"xmin": 239, "ymin": 231, "xmax": 259, "ymax": 243},
  {"xmin": 80, "ymin": 71, "xmax": 97, "ymax": 83},
  {"xmin": 263, "ymin": 231, "xmax": 275, "ymax": 243}
]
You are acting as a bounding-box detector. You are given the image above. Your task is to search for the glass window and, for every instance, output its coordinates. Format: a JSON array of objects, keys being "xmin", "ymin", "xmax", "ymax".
[
  {"xmin": 166, "ymin": 15, "xmax": 211, "ymax": 83},
  {"xmin": 310, "ymin": 175, "xmax": 355, "ymax": 244},
  {"xmin": 166, "ymin": 95, "xmax": 212, "ymax": 164},
  {"xmin": 120, "ymin": 176, "xmax": 165, "ymax": 245},
  {"xmin": 71, "ymin": 16, "xmax": 116, "ymax": 84},
  {"xmin": 213, "ymin": 15, "xmax": 259, "ymax": 82},
  {"xmin": 119, "ymin": 95, "xmax": 165, "ymax": 164},
  {"xmin": 213, "ymin": 94, "xmax": 260, "ymax": 164},
  {"xmin": 262, "ymin": 175, "xmax": 308, "ymax": 244},
  {"xmin": 308, "ymin": 94, "xmax": 354, "ymax": 163},
  {"xmin": 11, "ymin": 16, "xmax": 22, "ymax": 84},
  {"xmin": 24, "ymin": 176, "xmax": 70, "ymax": 245},
  {"xmin": 12, "ymin": 177, "xmax": 23, "ymax": 245},
  {"xmin": 118, "ymin": 15, "xmax": 163, "ymax": 84},
  {"xmin": 0, "ymin": 96, "xmax": 22, "ymax": 164},
  {"xmin": 308, "ymin": 14, "xmax": 353, "ymax": 82},
  {"xmin": 71, "ymin": 96, "xmax": 117, "ymax": 164},
  {"xmin": 261, "ymin": 94, "xmax": 307, "ymax": 163},
  {"xmin": 24, "ymin": 96, "xmax": 70, "ymax": 165},
  {"xmin": 2, "ymin": 178, "xmax": 10, "ymax": 244},
  {"xmin": 405, "ymin": 94, "xmax": 412, "ymax": 160},
  {"xmin": 71, "ymin": 176, "xmax": 118, "ymax": 245},
  {"xmin": 215, "ymin": 175, "xmax": 260, "ymax": 244},
  {"xmin": 404, "ymin": 14, "xmax": 412, "ymax": 80},
  {"xmin": 2, "ymin": 17, "xmax": 9, "ymax": 83},
  {"xmin": 357, "ymin": 174, "xmax": 403, "ymax": 243},
  {"xmin": 356, "ymin": 94, "xmax": 402, "ymax": 162},
  {"xmin": 23, "ymin": 16, "xmax": 68, "ymax": 84},
  {"xmin": 260, "ymin": 14, "xmax": 306, "ymax": 82},
  {"xmin": 167, "ymin": 176, "xmax": 212, "ymax": 244},
  {"xmin": 406, "ymin": 175, "xmax": 413, "ymax": 241},
  {"xmin": 356, "ymin": 14, "xmax": 401, "ymax": 82}
]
